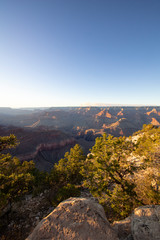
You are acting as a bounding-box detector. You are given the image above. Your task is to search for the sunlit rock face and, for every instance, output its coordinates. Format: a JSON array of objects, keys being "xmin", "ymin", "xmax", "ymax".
[
  {"xmin": 112, "ymin": 205, "xmax": 160, "ymax": 240},
  {"xmin": 132, "ymin": 205, "xmax": 160, "ymax": 240},
  {"xmin": 26, "ymin": 197, "xmax": 119, "ymax": 240}
]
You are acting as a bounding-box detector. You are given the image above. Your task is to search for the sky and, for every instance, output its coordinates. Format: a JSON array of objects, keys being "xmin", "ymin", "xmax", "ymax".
[{"xmin": 0, "ymin": 0, "xmax": 160, "ymax": 108}]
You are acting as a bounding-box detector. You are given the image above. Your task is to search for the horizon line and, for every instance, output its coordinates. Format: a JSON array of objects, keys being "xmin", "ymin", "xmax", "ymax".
[{"xmin": 0, "ymin": 104, "xmax": 160, "ymax": 109}]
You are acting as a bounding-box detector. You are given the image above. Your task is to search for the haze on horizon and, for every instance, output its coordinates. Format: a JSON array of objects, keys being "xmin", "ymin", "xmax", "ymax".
[{"xmin": 1, "ymin": 0, "xmax": 160, "ymax": 108}]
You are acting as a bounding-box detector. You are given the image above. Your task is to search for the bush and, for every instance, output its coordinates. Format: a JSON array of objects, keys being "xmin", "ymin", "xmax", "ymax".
[{"xmin": 51, "ymin": 184, "xmax": 80, "ymax": 207}]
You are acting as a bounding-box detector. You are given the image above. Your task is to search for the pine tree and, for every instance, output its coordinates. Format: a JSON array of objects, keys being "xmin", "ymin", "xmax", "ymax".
[{"xmin": 0, "ymin": 135, "xmax": 35, "ymax": 215}]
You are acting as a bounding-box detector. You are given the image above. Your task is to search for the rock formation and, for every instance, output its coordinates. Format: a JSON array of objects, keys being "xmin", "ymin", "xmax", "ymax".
[
  {"xmin": 26, "ymin": 197, "xmax": 119, "ymax": 240},
  {"xmin": 113, "ymin": 205, "xmax": 160, "ymax": 240},
  {"xmin": 113, "ymin": 216, "xmax": 131, "ymax": 240},
  {"xmin": 151, "ymin": 117, "xmax": 160, "ymax": 126},
  {"xmin": 132, "ymin": 205, "xmax": 160, "ymax": 240}
]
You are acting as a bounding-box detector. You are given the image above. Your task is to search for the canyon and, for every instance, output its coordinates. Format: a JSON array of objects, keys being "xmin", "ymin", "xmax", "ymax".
[{"xmin": 0, "ymin": 106, "xmax": 160, "ymax": 171}]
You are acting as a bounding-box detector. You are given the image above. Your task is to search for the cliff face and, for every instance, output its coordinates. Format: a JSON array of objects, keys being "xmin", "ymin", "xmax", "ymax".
[{"xmin": 0, "ymin": 126, "xmax": 76, "ymax": 171}]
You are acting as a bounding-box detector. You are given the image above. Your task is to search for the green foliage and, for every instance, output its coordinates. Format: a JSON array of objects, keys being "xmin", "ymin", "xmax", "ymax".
[
  {"xmin": 49, "ymin": 144, "xmax": 85, "ymax": 206},
  {"xmin": 0, "ymin": 134, "xmax": 18, "ymax": 152},
  {"xmin": 0, "ymin": 135, "xmax": 35, "ymax": 214},
  {"xmin": 51, "ymin": 183, "xmax": 80, "ymax": 207},
  {"xmin": 133, "ymin": 124, "xmax": 160, "ymax": 204},
  {"xmin": 81, "ymin": 134, "xmax": 139, "ymax": 219},
  {"xmin": 31, "ymin": 168, "xmax": 50, "ymax": 196},
  {"xmin": 135, "ymin": 124, "xmax": 160, "ymax": 161},
  {"xmin": 134, "ymin": 167, "xmax": 160, "ymax": 205},
  {"xmin": 81, "ymin": 126, "xmax": 160, "ymax": 219},
  {"xmin": 51, "ymin": 144, "xmax": 85, "ymax": 185},
  {"xmin": 1, "ymin": 125, "xmax": 159, "ymax": 222}
]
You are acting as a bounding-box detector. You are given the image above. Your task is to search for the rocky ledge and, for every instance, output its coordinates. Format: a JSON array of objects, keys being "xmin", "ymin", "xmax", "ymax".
[{"xmin": 26, "ymin": 197, "xmax": 160, "ymax": 240}]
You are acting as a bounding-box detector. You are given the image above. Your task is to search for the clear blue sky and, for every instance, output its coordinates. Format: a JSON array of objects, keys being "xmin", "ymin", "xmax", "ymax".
[{"xmin": 0, "ymin": 0, "xmax": 160, "ymax": 108}]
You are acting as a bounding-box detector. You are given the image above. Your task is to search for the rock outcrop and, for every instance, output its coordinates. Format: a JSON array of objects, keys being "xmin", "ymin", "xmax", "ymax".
[
  {"xmin": 26, "ymin": 197, "xmax": 119, "ymax": 240},
  {"xmin": 132, "ymin": 205, "xmax": 160, "ymax": 240},
  {"xmin": 113, "ymin": 216, "xmax": 131, "ymax": 240},
  {"xmin": 113, "ymin": 205, "xmax": 160, "ymax": 240}
]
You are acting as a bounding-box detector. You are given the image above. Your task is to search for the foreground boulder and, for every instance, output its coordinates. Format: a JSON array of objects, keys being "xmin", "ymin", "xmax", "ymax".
[
  {"xmin": 132, "ymin": 205, "xmax": 160, "ymax": 240},
  {"xmin": 26, "ymin": 197, "xmax": 119, "ymax": 240},
  {"xmin": 113, "ymin": 205, "xmax": 160, "ymax": 240}
]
